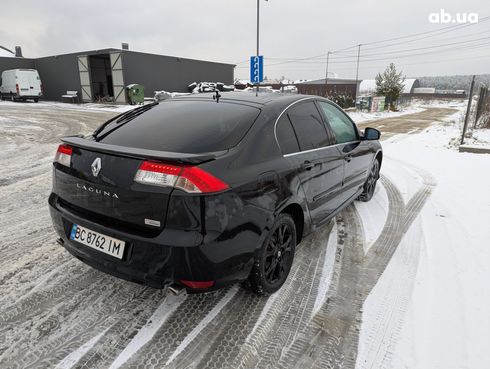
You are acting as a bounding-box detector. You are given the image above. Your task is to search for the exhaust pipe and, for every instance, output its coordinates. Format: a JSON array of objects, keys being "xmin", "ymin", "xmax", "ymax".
[{"xmin": 168, "ymin": 283, "xmax": 185, "ymax": 295}]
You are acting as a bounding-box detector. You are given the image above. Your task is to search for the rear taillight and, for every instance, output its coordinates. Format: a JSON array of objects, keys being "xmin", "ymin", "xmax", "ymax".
[
  {"xmin": 134, "ymin": 161, "xmax": 229, "ymax": 193},
  {"xmin": 54, "ymin": 144, "xmax": 72, "ymax": 167},
  {"xmin": 15, "ymin": 83, "xmax": 19, "ymax": 95},
  {"xmin": 180, "ymin": 280, "xmax": 215, "ymax": 289},
  {"xmin": 40, "ymin": 83, "xmax": 44, "ymax": 95}
]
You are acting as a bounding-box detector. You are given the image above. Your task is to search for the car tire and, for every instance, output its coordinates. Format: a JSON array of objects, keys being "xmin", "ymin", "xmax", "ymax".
[
  {"xmin": 249, "ymin": 213, "xmax": 296, "ymax": 296},
  {"xmin": 34, "ymin": 98, "xmax": 39, "ymax": 103},
  {"xmin": 358, "ymin": 159, "xmax": 380, "ymax": 202}
]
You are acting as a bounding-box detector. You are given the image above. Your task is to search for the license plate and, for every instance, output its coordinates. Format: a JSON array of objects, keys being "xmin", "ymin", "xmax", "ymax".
[{"xmin": 70, "ymin": 224, "xmax": 125, "ymax": 259}]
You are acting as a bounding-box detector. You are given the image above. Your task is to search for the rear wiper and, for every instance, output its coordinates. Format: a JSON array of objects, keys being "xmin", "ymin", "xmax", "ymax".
[{"xmin": 92, "ymin": 102, "xmax": 159, "ymax": 140}]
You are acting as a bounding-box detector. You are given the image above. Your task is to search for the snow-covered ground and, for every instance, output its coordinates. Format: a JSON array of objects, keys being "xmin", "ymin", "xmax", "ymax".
[
  {"xmin": 348, "ymin": 105, "xmax": 426, "ymax": 123},
  {"xmin": 347, "ymin": 98, "xmax": 469, "ymax": 124},
  {"xmin": 356, "ymin": 102, "xmax": 490, "ymax": 369},
  {"xmin": 1, "ymin": 98, "xmax": 489, "ymax": 368},
  {"xmin": 0, "ymin": 99, "xmax": 137, "ymax": 113}
]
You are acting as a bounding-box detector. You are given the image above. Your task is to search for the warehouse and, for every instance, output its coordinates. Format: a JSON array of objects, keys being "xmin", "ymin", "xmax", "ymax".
[{"xmin": 0, "ymin": 46, "xmax": 235, "ymax": 103}]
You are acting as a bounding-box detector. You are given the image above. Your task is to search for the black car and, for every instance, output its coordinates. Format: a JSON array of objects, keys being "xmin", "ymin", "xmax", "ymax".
[{"xmin": 49, "ymin": 92, "xmax": 382, "ymax": 295}]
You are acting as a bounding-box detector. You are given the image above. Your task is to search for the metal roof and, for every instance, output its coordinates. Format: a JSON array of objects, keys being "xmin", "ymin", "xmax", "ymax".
[
  {"xmin": 295, "ymin": 77, "xmax": 360, "ymax": 85},
  {"xmin": 30, "ymin": 48, "xmax": 235, "ymax": 67},
  {"xmin": 359, "ymin": 78, "xmax": 419, "ymax": 94}
]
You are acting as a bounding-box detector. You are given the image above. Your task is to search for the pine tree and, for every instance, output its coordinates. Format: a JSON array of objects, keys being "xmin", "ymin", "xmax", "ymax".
[{"xmin": 375, "ymin": 63, "xmax": 405, "ymax": 110}]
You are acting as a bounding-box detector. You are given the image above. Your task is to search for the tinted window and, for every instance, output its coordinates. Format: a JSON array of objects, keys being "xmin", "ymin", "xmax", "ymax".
[
  {"xmin": 318, "ymin": 101, "xmax": 358, "ymax": 144},
  {"xmin": 276, "ymin": 115, "xmax": 300, "ymax": 155},
  {"xmin": 287, "ymin": 102, "xmax": 329, "ymax": 151},
  {"xmin": 99, "ymin": 101, "xmax": 260, "ymax": 153}
]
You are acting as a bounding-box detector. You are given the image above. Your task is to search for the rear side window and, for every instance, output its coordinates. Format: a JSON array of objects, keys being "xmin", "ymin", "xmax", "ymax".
[
  {"xmin": 318, "ymin": 101, "xmax": 358, "ymax": 144},
  {"xmin": 276, "ymin": 115, "xmax": 300, "ymax": 155},
  {"xmin": 286, "ymin": 101, "xmax": 329, "ymax": 151},
  {"xmin": 99, "ymin": 101, "xmax": 260, "ymax": 153}
]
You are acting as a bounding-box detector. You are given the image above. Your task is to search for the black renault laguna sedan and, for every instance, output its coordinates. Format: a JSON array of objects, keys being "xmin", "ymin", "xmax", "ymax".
[{"xmin": 49, "ymin": 92, "xmax": 381, "ymax": 295}]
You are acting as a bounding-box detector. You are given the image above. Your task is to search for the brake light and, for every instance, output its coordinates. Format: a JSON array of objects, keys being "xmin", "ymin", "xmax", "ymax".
[
  {"xmin": 134, "ymin": 161, "xmax": 229, "ymax": 193},
  {"xmin": 15, "ymin": 83, "xmax": 19, "ymax": 95},
  {"xmin": 180, "ymin": 280, "xmax": 215, "ymax": 289},
  {"xmin": 54, "ymin": 144, "xmax": 72, "ymax": 167}
]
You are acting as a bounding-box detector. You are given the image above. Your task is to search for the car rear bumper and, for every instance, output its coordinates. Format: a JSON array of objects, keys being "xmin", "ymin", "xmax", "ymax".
[{"xmin": 48, "ymin": 193, "xmax": 260, "ymax": 291}]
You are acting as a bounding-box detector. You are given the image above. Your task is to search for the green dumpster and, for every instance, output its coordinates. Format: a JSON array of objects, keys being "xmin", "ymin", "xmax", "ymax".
[{"xmin": 126, "ymin": 84, "xmax": 145, "ymax": 105}]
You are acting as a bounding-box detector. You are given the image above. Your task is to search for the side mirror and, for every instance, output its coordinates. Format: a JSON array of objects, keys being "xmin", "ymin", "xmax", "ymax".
[{"xmin": 364, "ymin": 127, "xmax": 380, "ymax": 140}]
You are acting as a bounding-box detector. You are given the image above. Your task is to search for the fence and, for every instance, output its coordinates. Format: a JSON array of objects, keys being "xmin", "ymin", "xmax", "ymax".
[{"xmin": 475, "ymin": 85, "xmax": 490, "ymax": 128}]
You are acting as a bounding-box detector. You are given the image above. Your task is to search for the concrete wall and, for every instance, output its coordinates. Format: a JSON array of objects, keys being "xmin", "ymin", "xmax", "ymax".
[{"xmin": 122, "ymin": 51, "xmax": 234, "ymax": 95}]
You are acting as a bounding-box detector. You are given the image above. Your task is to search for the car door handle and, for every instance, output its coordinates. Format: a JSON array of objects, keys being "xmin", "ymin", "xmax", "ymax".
[
  {"xmin": 302, "ymin": 160, "xmax": 316, "ymax": 171},
  {"xmin": 344, "ymin": 155, "xmax": 352, "ymax": 162}
]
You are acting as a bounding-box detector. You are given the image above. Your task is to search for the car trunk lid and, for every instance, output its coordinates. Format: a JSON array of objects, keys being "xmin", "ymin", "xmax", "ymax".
[{"xmin": 54, "ymin": 137, "xmax": 226, "ymax": 232}]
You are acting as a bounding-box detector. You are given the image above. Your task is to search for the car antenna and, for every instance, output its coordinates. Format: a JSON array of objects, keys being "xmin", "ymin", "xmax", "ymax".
[{"xmin": 212, "ymin": 90, "xmax": 221, "ymax": 103}]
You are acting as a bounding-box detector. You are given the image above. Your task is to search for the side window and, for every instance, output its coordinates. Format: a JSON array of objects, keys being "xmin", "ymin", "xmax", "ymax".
[
  {"xmin": 287, "ymin": 101, "xmax": 329, "ymax": 151},
  {"xmin": 276, "ymin": 115, "xmax": 300, "ymax": 155},
  {"xmin": 318, "ymin": 101, "xmax": 358, "ymax": 144}
]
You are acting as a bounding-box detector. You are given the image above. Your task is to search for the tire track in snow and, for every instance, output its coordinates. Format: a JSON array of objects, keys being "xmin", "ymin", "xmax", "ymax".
[
  {"xmin": 107, "ymin": 288, "xmax": 231, "ymax": 369},
  {"xmin": 1, "ymin": 282, "xmax": 166, "ymax": 369},
  {"xmin": 0, "ymin": 103, "xmax": 439, "ymax": 369},
  {"xmin": 281, "ymin": 207, "xmax": 365, "ymax": 369},
  {"xmin": 55, "ymin": 327, "xmax": 110, "ymax": 369},
  {"xmin": 108, "ymin": 292, "xmax": 187, "ymax": 369},
  {"xmin": 356, "ymin": 219, "xmax": 424, "ymax": 369},
  {"xmin": 228, "ymin": 221, "xmax": 335, "ymax": 369},
  {"xmin": 271, "ymin": 171, "xmax": 433, "ymax": 369},
  {"xmin": 355, "ymin": 167, "xmax": 436, "ymax": 369}
]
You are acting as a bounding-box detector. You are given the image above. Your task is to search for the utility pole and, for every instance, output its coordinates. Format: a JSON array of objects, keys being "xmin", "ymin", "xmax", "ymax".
[
  {"xmin": 354, "ymin": 44, "xmax": 361, "ymax": 99},
  {"xmin": 256, "ymin": 0, "xmax": 260, "ymax": 96},
  {"xmin": 461, "ymin": 75, "xmax": 476, "ymax": 145},
  {"xmin": 325, "ymin": 51, "xmax": 331, "ymax": 98}
]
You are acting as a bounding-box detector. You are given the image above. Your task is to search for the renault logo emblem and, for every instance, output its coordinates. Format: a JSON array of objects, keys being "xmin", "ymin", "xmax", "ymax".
[{"xmin": 91, "ymin": 158, "xmax": 102, "ymax": 177}]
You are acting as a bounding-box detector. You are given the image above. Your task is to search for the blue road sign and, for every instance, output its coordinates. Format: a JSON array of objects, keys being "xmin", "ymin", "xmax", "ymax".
[{"xmin": 250, "ymin": 56, "xmax": 264, "ymax": 84}]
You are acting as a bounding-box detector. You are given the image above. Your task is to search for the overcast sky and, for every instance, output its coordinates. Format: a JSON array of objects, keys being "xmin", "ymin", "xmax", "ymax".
[{"xmin": 1, "ymin": 0, "xmax": 488, "ymax": 80}]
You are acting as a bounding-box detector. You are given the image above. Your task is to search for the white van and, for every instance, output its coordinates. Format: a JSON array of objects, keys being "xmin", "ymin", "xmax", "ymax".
[{"xmin": 0, "ymin": 69, "xmax": 43, "ymax": 102}]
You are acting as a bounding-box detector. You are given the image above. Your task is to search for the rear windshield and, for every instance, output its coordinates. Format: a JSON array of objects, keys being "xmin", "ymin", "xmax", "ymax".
[{"xmin": 98, "ymin": 100, "xmax": 260, "ymax": 153}]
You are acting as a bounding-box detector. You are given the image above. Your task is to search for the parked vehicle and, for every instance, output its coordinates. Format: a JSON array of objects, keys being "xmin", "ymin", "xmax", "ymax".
[
  {"xmin": 48, "ymin": 93, "xmax": 382, "ymax": 295},
  {"xmin": 0, "ymin": 69, "xmax": 43, "ymax": 102}
]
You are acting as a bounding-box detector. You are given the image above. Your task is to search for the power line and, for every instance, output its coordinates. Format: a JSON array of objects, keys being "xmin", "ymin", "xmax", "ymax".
[
  {"xmin": 359, "ymin": 15, "xmax": 490, "ymax": 47},
  {"xmin": 234, "ymin": 15, "xmax": 490, "ymax": 79},
  {"xmin": 329, "ymin": 35, "xmax": 490, "ymax": 60},
  {"xmin": 258, "ymin": 53, "xmax": 490, "ymax": 73},
  {"xmin": 261, "ymin": 31, "xmax": 490, "ymax": 65},
  {"xmin": 238, "ymin": 16, "xmax": 490, "ymax": 67},
  {"xmin": 249, "ymin": 37, "xmax": 490, "ymax": 67},
  {"xmin": 255, "ymin": 45, "xmax": 490, "ymax": 71}
]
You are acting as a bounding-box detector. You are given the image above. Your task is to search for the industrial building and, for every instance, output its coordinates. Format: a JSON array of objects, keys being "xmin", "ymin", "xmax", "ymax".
[
  {"xmin": 359, "ymin": 78, "xmax": 420, "ymax": 96},
  {"xmin": 0, "ymin": 46, "xmax": 235, "ymax": 103},
  {"xmin": 295, "ymin": 78, "xmax": 360, "ymax": 99}
]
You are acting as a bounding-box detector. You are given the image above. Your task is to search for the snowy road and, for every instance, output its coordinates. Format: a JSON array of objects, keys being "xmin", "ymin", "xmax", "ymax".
[{"xmin": 0, "ymin": 102, "xmax": 461, "ymax": 368}]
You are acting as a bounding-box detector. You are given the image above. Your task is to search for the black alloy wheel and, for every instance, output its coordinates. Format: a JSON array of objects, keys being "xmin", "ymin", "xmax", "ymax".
[
  {"xmin": 249, "ymin": 213, "xmax": 296, "ymax": 295},
  {"xmin": 359, "ymin": 159, "xmax": 380, "ymax": 202}
]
